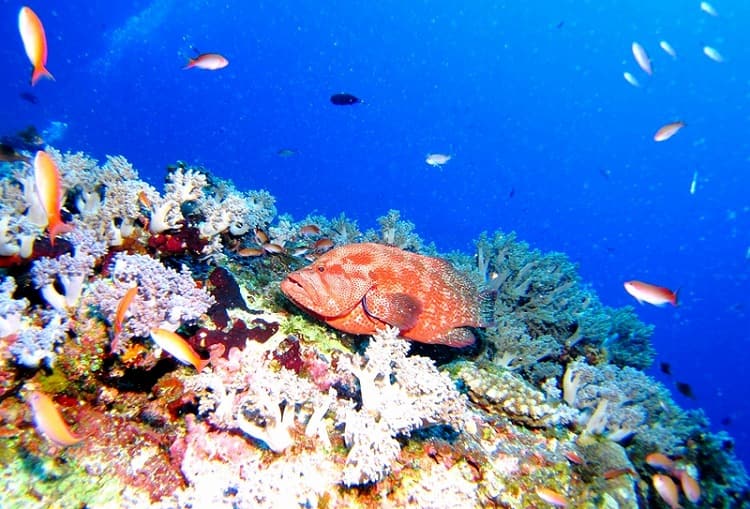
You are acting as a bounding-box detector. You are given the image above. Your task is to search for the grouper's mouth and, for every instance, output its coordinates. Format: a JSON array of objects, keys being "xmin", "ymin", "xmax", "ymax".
[{"xmin": 281, "ymin": 274, "xmax": 323, "ymax": 309}]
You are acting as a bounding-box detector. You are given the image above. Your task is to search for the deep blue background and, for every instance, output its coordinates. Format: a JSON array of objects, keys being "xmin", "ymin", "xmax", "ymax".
[{"xmin": 2, "ymin": 0, "xmax": 748, "ymax": 468}]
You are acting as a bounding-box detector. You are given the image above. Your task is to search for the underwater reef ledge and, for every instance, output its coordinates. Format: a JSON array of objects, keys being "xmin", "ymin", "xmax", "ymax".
[{"xmin": 0, "ymin": 148, "xmax": 747, "ymax": 508}]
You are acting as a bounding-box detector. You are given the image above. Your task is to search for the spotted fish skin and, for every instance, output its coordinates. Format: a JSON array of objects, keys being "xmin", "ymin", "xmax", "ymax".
[{"xmin": 280, "ymin": 243, "xmax": 482, "ymax": 347}]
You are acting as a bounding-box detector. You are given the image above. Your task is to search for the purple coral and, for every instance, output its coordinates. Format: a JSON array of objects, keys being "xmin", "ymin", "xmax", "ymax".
[{"xmin": 89, "ymin": 253, "xmax": 214, "ymax": 349}]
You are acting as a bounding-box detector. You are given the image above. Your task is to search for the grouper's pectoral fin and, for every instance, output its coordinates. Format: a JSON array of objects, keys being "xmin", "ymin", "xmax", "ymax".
[{"xmin": 362, "ymin": 289, "xmax": 422, "ymax": 331}]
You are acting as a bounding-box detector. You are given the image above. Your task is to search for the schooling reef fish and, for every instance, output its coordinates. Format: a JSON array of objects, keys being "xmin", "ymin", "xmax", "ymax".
[
  {"xmin": 280, "ymin": 243, "xmax": 483, "ymax": 347},
  {"xmin": 18, "ymin": 7, "xmax": 54, "ymax": 85}
]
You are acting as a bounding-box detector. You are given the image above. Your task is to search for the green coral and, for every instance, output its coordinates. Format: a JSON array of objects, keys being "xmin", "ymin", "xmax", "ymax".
[
  {"xmin": 602, "ymin": 306, "xmax": 655, "ymax": 369},
  {"xmin": 0, "ymin": 437, "xmax": 126, "ymax": 509},
  {"xmin": 279, "ymin": 313, "xmax": 351, "ymax": 356},
  {"xmin": 473, "ymin": 230, "xmax": 656, "ymax": 375},
  {"xmin": 365, "ymin": 209, "xmax": 425, "ymax": 252}
]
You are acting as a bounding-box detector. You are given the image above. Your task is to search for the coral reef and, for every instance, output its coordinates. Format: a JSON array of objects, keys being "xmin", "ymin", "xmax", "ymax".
[{"xmin": 0, "ymin": 147, "xmax": 746, "ymax": 508}]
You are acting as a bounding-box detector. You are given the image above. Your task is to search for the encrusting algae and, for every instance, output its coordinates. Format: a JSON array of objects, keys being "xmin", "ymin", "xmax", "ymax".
[{"xmin": 0, "ymin": 148, "xmax": 747, "ymax": 508}]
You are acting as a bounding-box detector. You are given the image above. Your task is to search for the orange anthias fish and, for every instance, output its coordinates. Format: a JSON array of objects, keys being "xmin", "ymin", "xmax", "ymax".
[
  {"xmin": 624, "ymin": 280, "xmax": 678, "ymax": 307},
  {"xmin": 150, "ymin": 328, "xmax": 209, "ymax": 371},
  {"xmin": 652, "ymin": 473, "xmax": 681, "ymax": 509},
  {"xmin": 111, "ymin": 285, "xmax": 138, "ymax": 353},
  {"xmin": 646, "ymin": 451, "xmax": 676, "ymax": 472},
  {"xmin": 27, "ymin": 390, "xmax": 84, "ymax": 447},
  {"xmin": 535, "ymin": 486, "xmax": 568, "ymax": 507},
  {"xmin": 677, "ymin": 469, "xmax": 701, "ymax": 503},
  {"xmin": 18, "ymin": 7, "xmax": 54, "ymax": 85},
  {"xmin": 654, "ymin": 121, "xmax": 686, "ymax": 142},
  {"xmin": 280, "ymin": 243, "xmax": 483, "ymax": 347},
  {"xmin": 34, "ymin": 150, "xmax": 73, "ymax": 245},
  {"xmin": 183, "ymin": 53, "xmax": 229, "ymax": 71}
]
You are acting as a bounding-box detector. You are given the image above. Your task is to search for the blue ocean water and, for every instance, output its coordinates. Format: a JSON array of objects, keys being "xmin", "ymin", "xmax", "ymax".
[{"xmin": 2, "ymin": 0, "xmax": 748, "ymax": 470}]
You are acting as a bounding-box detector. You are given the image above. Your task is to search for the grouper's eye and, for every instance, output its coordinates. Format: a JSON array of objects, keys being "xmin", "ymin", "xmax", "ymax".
[{"xmin": 317, "ymin": 265, "xmax": 325, "ymax": 272}]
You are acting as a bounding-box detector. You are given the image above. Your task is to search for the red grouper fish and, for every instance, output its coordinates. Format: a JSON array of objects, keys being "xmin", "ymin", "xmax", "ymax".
[{"xmin": 280, "ymin": 242, "xmax": 483, "ymax": 347}]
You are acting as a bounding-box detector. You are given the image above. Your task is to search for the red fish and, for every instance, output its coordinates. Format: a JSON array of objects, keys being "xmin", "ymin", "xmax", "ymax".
[
  {"xmin": 183, "ymin": 53, "xmax": 229, "ymax": 70},
  {"xmin": 624, "ymin": 280, "xmax": 678, "ymax": 307},
  {"xmin": 280, "ymin": 243, "xmax": 482, "ymax": 347}
]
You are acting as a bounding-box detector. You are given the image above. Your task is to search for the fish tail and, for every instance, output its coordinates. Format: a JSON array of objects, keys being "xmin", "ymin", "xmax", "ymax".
[
  {"xmin": 48, "ymin": 220, "xmax": 73, "ymax": 246},
  {"xmin": 31, "ymin": 65, "xmax": 54, "ymax": 86},
  {"xmin": 195, "ymin": 357, "xmax": 210, "ymax": 372},
  {"xmin": 672, "ymin": 288, "xmax": 680, "ymax": 307}
]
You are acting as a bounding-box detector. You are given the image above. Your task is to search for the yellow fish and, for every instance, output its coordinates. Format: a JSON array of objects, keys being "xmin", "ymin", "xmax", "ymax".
[{"xmin": 150, "ymin": 328, "xmax": 209, "ymax": 371}]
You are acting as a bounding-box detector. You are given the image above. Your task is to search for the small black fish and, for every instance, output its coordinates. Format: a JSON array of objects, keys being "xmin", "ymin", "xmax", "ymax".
[
  {"xmin": 508, "ymin": 188, "xmax": 515, "ymax": 199},
  {"xmin": 721, "ymin": 416, "xmax": 732, "ymax": 426},
  {"xmin": 330, "ymin": 93, "xmax": 361, "ymax": 106},
  {"xmin": 675, "ymin": 381, "xmax": 696, "ymax": 399},
  {"xmin": 659, "ymin": 362, "xmax": 672, "ymax": 376},
  {"xmin": 20, "ymin": 92, "xmax": 39, "ymax": 104},
  {"xmin": 556, "ymin": 21, "xmax": 565, "ymax": 29}
]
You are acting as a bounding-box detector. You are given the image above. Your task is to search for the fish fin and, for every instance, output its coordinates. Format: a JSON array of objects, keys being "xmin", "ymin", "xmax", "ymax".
[
  {"xmin": 31, "ymin": 66, "xmax": 54, "ymax": 86},
  {"xmin": 672, "ymin": 288, "xmax": 680, "ymax": 306},
  {"xmin": 182, "ymin": 59, "xmax": 196, "ymax": 70},
  {"xmin": 362, "ymin": 290, "xmax": 422, "ymax": 330},
  {"xmin": 48, "ymin": 221, "xmax": 73, "ymax": 246},
  {"xmin": 195, "ymin": 357, "xmax": 210, "ymax": 372},
  {"xmin": 435, "ymin": 327, "xmax": 476, "ymax": 348}
]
